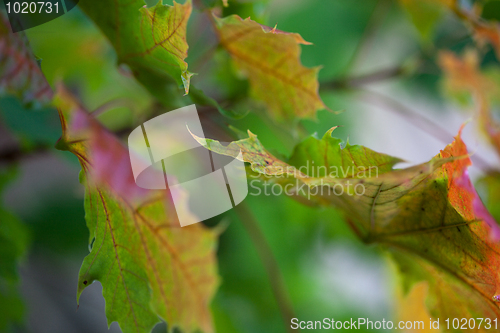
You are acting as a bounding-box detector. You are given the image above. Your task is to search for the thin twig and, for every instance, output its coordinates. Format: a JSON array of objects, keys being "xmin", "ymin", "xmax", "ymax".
[
  {"xmin": 321, "ymin": 66, "xmax": 404, "ymax": 90},
  {"xmin": 235, "ymin": 203, "xmax": 296, "ymax": 333}
]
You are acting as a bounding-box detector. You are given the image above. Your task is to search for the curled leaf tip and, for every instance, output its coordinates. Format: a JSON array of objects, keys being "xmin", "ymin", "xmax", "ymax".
[
  {"xmin": 247, "ymin": 129, "xmax": 257, "ymax": 138},
  {"xmin": 324, "ymin": 126, "xmax": 340, "ymax": 138},
  {"xmin": 182, "ymin": 71, "xmax": 195, "ymax": 95}
]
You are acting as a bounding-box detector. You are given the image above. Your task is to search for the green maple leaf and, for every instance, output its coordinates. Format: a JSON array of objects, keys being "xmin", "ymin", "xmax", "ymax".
[
  {"xmin": 79, "ymin": 0, "xmax": 193, "ymax": 96},
  {"xmin": 55, "ymin": 86, "xmax": 219, "ymax": 333},
  {"xmin": 193, "ymin": 126, "xmax": 500, "ymax": 327}
]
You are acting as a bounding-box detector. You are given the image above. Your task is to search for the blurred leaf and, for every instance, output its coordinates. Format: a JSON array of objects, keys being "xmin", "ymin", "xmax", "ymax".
[
  {"xmin": 439, "ymin": 50, "xmax": 500, "ymax": 157},
  {"xmin": 0, "ymin": 281, "xmax": 24, "ymax": 332},
  {"xmin": 211, "ymin": 49, "xmax": 250, "ymax": 100},
  {"xmin": 54, "ymin": 86, "xmax": 219, "ymax": 333},
  {"xmin": 0, "ymin": 96, "xmax": 59, "ymax": 146},
  {"xmin": 79, "ymin": 0, "xmax": 193, "ymax": 95},
  {"xmin": 0, "ymin": 168, "xmax": 29, "ymax": 332},
  {"xmin": 194, "ymin": 126, "xmax": 500, "ymax": 327},
  {"xmin": 444, "ymin": 0, "xmax": 500, "ymax": 60},
  {"xmin": 215, "ymin": 15, "xmax": 326, "ymax": 122},
  {"xmin": 0, "ymin": 12, "xmax": 52, "ymax": 107},
  {"xmin": 24, "ymin": 8, "xmax": 154, "ymax": 125},
  {"xmin": 0, "ymin": 208, "xmax": 28, "ymax": 286}
]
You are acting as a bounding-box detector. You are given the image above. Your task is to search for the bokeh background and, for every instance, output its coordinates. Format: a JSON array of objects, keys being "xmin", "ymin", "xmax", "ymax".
[{"xmin": 1, "ymin": 0, "xmax": 499, "ymax": 332}]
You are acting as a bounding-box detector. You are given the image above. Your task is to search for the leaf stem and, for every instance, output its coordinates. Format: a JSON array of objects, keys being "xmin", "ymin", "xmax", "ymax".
[{"xmin": 234, "ymin": 203, "xmax": 296, "ymax": 333}]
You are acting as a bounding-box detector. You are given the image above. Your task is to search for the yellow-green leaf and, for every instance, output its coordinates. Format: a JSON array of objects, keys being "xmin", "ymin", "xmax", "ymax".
[
  {"xmin": 215, "ymin": 15, "xmax": 326, "ymax": 121},
  {"xmin": 79, "ymin": 0, "xmax": 193, "ymax": 94}
]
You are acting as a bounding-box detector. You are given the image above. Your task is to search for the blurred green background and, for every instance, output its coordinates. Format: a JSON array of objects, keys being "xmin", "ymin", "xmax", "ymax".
[{"xmin": 1, "ymin": 0, "xmax": 499, "ymax": 332}]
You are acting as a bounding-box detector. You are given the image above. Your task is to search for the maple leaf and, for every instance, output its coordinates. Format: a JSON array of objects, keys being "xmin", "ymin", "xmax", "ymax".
[
  {"xmin": 215, "ymin": 15, "xmax": 326, "ymax": 121},
  {"xmin": 79, "ymin": 0, "xmax": 193, "ymax": 95},
  {"xmin": 193, "ymin": 126, "xmax": 500, "ymax": 326},
  {"xmin": 54, "ymin": 86, "xmax": 219, "ymax": 333},
  {"xmin": 0, "ymin": 167, "xmax": 29, "ymax": 331},
  {"xmin": 0, "ymin": 207, "xmax": 28, "ymax": 331},
  {"xmin": 439, "ymin": 50, "xmax": 500, "ymax": 157},
  {"xmin": 0, "ymin": 209, "xmax": 28, "ymax": 331},
  {"xmin": 0, "ymin": 13, "xmax": 52, "ymax": 106}
]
